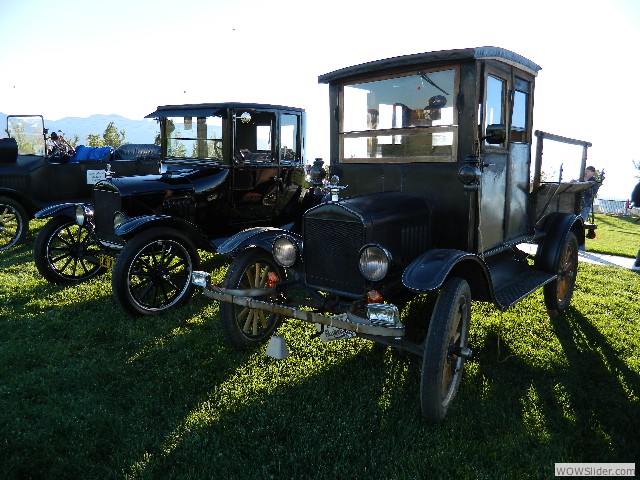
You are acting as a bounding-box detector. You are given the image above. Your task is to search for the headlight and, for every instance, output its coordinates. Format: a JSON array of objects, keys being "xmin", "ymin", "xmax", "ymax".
[
  {"xmin": 113, "ymin": 211, "xmax": 129, "ymax": 229},
  {"xmin": 75, "ymin": 205, "xmax": 93, "ymax": 226},
  {"xmin": 359, "ymin": 244, "xmax": 391, "ymax": 281},
  {"xmin": 272, "ymin": 236, "xmax": 298, "ymax": 267}
]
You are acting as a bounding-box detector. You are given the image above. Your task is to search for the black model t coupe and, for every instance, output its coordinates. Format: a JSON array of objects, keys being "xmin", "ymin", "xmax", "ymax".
[
  {"xmin": 35, "ymin": 103, "xmax": 317, "ymax": 316},
  {"xmin": 0, "ymin": 115, "xmax": 160, "ymax": 250},
  {"xmin": 193, "ymin": 48, "xmax": 595, "ymax": 422}
]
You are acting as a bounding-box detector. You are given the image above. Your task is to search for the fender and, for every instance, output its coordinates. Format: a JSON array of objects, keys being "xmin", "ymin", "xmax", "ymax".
[
  {"xmin": 115, "ymin": 215, "xmax": 213, "ymax": 251},
  {"xmin": 0, "ymin": 188, "xmax": 41, "ymax": 217},
  {"xmin": 34, "ymin": 202, "xmax": 84, "ymax": 220},
  {"xmin": 217, "ymin": 227, "xmax": 302, "ymax": 257},
  {"xmin": 402, "ymin": 248, "xmax": 492, "ymax": 298},
  {"xmin": 535, "ymin": 212, "xmax": 583, "ymax": 273}
]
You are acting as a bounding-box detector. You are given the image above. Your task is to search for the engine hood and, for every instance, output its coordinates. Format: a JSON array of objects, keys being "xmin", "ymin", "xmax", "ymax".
[
  {"xmin": 305, "ymin": 191, "xmax": 432, "ymax": 266},
  {"xmin": 96, "ymin": 166, "xmax": 229, "ymax": 196}
]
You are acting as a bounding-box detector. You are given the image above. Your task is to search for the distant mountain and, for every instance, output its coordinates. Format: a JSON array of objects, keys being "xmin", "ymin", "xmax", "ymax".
[{"xmin": 1, "ymin": 112, "xmax": 159, "ymax": 145}]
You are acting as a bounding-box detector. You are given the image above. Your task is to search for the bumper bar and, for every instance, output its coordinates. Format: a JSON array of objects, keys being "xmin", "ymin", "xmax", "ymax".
[{"xmin": 192, "ymin": 272, "xmax": 405, "ymax": 338}]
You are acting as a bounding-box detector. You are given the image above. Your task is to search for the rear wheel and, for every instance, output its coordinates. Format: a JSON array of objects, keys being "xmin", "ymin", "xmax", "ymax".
[
  {"xmin": 111, "ymin": 228, "xmax": 199, "ymax": 316},
  {"xmin": 34, "ymin": 216, "xmax": 105, "ymax": 283},
  {"xmin": 543, "ymin": 231, "xmax": 578, "ymax": 316},
  {"xmin": 219, "ymin": 249, "xmax": 286, "ymax": 350},
  {"xmin": 0, "ymin": 196, "xmax": 28, "ymax": 251},
  {"xmin": 420, "ymin": 277, "xmax": 471, "ymax": 422}
]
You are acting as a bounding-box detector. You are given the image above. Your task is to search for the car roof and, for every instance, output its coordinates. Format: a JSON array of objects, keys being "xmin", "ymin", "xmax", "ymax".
[
  {"xmin": 145, "ymin": 102, "xmax": 305, "ymax": 118},
  {"xmin": 318, "ymin": 46, "xmax": 541, "ymax": 84}
]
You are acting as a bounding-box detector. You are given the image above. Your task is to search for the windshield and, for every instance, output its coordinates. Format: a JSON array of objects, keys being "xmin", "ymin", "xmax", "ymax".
[
  {"xmin": 6, "ymin": 115, "xmax": 46, "ymax": 155},
  {"xmin": 341, "ymin": 68, "xmax": 457, "ymax": 163},
  {"xmin": 164, "ymin": 115, "xmax": 223, "ymax": 161}
]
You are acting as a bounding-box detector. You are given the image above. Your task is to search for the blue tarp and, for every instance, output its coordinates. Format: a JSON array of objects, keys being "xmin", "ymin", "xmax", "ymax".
[{"xmin": 69, "ymin": 145, "xmax": 113, "ymax": 162}]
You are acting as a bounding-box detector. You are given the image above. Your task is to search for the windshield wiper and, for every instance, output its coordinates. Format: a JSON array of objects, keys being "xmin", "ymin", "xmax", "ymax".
[{"xmin": 419, "ymin": 72, "xmax": 449, "ymax": 96}]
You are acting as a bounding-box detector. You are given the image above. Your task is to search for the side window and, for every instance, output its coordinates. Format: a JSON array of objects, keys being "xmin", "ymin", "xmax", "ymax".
[
  {"xmin": 234, "ymin": 111, "xmax": 275, "ymax": 162},
  {"xmin": 511, "ymin": 77, "xmax": 530, "ymax": 143},
  {"xmin": 280, "ymin": 114, "xmax": 299, "ymax": 162},
  {"xmin": 484, "ymin": 75, "xmax": 505, "ymax": 146}
]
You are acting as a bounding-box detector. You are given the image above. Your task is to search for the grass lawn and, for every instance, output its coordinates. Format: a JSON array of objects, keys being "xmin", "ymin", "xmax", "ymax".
[{"xmin": 0, "ymin": 216, "xmax": 638, "ymax": 479}]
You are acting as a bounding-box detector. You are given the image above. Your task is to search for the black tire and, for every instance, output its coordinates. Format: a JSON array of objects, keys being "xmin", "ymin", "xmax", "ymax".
[
  {"xmin": 420, "ymin": 277, "xmax": 471, "ymax": 422},
  {"xmin": 34, "ymin": 216, "xmax": 106, "ymax": 284},
  {"xmin": 219, "ymin": 249, "xmax": 286, "ymax": 350},
  {"xmin": 543, "ymin": 231, "xmax": 578, "ymax": 316},
  {"xmin": 111, "ymin": 228, "xmax": 199, "ymax": 316},
  {"xmin": 0, "ymin": 196, "xmax": 28, "ymax": 251}
]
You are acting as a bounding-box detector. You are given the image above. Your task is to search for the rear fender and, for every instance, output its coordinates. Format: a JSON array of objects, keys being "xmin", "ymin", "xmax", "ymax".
[
  {"xmin": 535, "ymin": 212, "xmax": 583, "ymax": 272},
  {"xmin": 115, "ymin": 215, "xmax": 213, "ymax": 251},
  {"xmin": 217, "ymin": 227, "xmax": 302, "ymax": 258},
  {"xmin": 34, "ymin": 202, "xmax": 83, "ymax": 220},
  {"xmin": 402, "ymin": 248, "xmax": 492, "ymax": 301}
]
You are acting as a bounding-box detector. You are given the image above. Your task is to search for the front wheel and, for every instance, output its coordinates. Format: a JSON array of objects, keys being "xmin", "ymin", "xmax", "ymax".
[
  {"xmin": 34, "ymin": 216, "xmax": 106, "ymax": 283},
  {"xmin": 543, "ymin": 231, "xmax": 578, "ymax": 317},
  {"xmin": 111, "ymin": 228, "xmax": 199, "ymax": 316},
  {"xmin": 420, "ymin": 277, "xmax": 471, "ymax": 422},
  {"xmin": 219, "ymin": 249, "xmax": 286, "ymax": 350},
  {"xmin": 0, "ymin": 196, "xmax": 28, "ymax": 251}
]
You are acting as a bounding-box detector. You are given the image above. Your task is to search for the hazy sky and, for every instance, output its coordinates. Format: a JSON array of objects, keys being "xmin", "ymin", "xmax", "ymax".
[{"xmin": 2, "ymin": 0, "xmax": 639, "ymax": 199}]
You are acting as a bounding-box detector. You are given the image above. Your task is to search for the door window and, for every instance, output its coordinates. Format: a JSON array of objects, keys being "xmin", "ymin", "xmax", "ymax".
[{"xmin": 484, "ymin": 75, "xmax": 505, "ymax": 146}]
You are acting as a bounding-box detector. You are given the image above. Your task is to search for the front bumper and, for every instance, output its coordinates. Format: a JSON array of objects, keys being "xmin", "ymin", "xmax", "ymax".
[{"xmin": 192, "ymin": 271, "xmax": 405, "ymax": 338}]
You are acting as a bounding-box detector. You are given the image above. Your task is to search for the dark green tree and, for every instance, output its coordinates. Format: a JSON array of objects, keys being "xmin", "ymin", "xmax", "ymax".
[{"xmin": 85, "ymin": 121, "xmax": 126, "ymax": 147}]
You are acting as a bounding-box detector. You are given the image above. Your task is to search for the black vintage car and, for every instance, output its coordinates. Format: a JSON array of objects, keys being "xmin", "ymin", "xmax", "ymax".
[
  {"xmin": 193, "ymin": 47, "xmax": 595, "ymax": 422},
  {"xmin": 0, "ymin": 115, "xmax": 160, "ymax": 250},
  {"xmin": 35, "ymin": 103, "xmax": 319, "ymax": 316}
]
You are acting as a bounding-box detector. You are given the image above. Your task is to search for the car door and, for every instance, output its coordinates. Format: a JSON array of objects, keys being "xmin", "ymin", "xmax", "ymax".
[{"xmin": 231, "ymin": 109, "xmax": 281, "ymax": 222}]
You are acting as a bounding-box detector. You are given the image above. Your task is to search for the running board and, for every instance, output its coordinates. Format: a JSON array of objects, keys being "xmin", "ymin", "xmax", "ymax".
[{"xmin": 494, "ymin": 270, "xmax": 556, "ymax": 308}]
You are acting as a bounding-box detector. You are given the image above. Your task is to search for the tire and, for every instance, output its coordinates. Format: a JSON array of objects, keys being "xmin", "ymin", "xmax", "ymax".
[
  {"xmin": 111, "ymin": 228, "xmax": 199, "ymax": 316},
  {"xmin": 543, "ymin": 231, "xmax": 578, "ymax": 316},
  {"xmin": 0, "ymin": 196, "xmax": 28, "ymax": 251},
  {"xmin": 219, "ymin": 249, "xmax": 286, "ymax": 350},
  {"xmin": 420, "ymin": 277, "xmax": 471, "ymax": 422},
  {"xmin": 34, "ymin": 216, "xmax": 106, "ymax": 283}
]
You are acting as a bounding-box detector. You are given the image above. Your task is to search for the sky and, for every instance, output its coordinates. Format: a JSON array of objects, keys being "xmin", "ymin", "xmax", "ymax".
[{"xmin": 2, "ymin": 0, "xmax": 640, "ymax": 199}]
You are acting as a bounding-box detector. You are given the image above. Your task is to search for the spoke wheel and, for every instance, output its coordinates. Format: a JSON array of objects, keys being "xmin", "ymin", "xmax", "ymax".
[
  {"xmin": 0, "ymin": 196, "xmax": 28, "ymax": 251},
  {"xmin": 420, "ymin": 277, "xmax": 471, "ymax": 422},
  {"xmin": 219, "ymin": 249, "xmax": 286, "ymax": 350},
  {"xmin": 34, "ymin": 216, "xmax": 105, "ymax": 283},
  {"xmin": 543, "ymin": 231, "xmax": 578, "ymax": 317},
  {"xmin": 112, "ymin": 228, "xmax": 198, "ymax": 316}
]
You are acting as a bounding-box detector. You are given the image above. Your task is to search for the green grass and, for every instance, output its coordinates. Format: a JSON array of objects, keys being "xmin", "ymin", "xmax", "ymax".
[
  {"xmin": 0, "ymin": 216, "xmax": 639, "ymax": 479},
  {"xmin": 586, "ymin": 213, "xmax": 640, "ymax": 257}
]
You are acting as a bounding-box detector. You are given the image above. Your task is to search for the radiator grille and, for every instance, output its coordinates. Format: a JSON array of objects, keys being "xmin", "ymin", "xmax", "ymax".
[
  {"xmin": 304, "ymin": 216, "xmax": 365, "ymax": 296},
  {"xmin": 93, "ymin": 189, "xmax": 121, "ymax": 237}
]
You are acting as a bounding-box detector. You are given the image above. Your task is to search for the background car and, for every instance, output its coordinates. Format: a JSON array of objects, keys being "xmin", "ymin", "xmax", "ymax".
[
  {"xmin": 0, "ymin": 115, "xmax": 160, "ymax": 251},
  {"xmin": 35, "ymin": 102, "xmax": 322, "ymax": 316}
]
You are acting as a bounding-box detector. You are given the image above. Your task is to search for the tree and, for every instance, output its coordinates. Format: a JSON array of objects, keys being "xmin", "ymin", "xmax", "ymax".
[{"xmin": 85, "ymin": 121, "xmax": 126, "ymax": 148}]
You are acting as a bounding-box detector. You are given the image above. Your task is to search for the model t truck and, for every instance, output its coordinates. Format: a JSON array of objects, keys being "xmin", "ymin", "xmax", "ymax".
[
  {"xmin": 34, "ymin": 103, "xmax": 318, "ymax": 316},
  {"xmin": 0, "ymin": 115, "xmax": 160, "ymax": 251},
  {"xmin": 193, "ymin": 47, "xmax": 595, "ymax": 422}
]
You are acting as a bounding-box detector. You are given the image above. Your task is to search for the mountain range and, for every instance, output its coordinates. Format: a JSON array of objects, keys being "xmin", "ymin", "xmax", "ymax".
[{"xmin": 1, "ymin": 112, "xmax": 159, "ymax": 145}]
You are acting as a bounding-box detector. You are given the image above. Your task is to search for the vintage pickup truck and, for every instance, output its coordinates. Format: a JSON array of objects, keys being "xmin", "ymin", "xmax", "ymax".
[{"xmin": 192, "ymin": 47, "xmax": 594, "ymax": 421}]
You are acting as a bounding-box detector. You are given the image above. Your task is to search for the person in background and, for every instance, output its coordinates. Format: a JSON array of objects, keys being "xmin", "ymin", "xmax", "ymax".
[
  {"xmin": 580, "ymin": 166, "xmax": 600, "ymax": 222},
  {"xmin": 631, "ymin": 180, "xmax": 640, "ymax": 271}
]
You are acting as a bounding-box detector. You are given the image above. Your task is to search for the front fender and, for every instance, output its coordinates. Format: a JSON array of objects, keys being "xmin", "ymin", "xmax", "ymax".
[
  {"xmin": 535, "ymin": 212, "xmax": 583, "ymax": 273},
  {"xmin": 217, "ymin": 227, "xmax": 301, "ymax": 257},
  {"xmin": 402, "ymin": 248, "xmax": 490, "ymax": 294},
  {"xmin": 35, "ymin": 202, "xmax": 84, "ymax": 220},
  {"xmin": 115, "ymin": 215, "xmax": 213, "ymax": 251}
]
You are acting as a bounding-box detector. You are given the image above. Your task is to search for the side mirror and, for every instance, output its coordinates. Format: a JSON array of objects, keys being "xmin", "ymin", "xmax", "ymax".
[{"xmin": 483, "ymin": 124, "xmax": 506, "ymax": 145}]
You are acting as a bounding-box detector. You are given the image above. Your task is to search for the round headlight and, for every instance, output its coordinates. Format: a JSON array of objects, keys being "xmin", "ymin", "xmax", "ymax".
[
  {"xmin": 113, "ymin": 211, "xmax": 128, "ymax": 229},
  {"xmin": 75, "ymin": 205, "xmax": 93, "ymax": 226},
  {"xmin": 359, "ymin": 245, "xmax": 391, "ymax": 282},
  {"xmin": 272, "ymin": 236, "xmax": 298, "ymax": 267}
]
